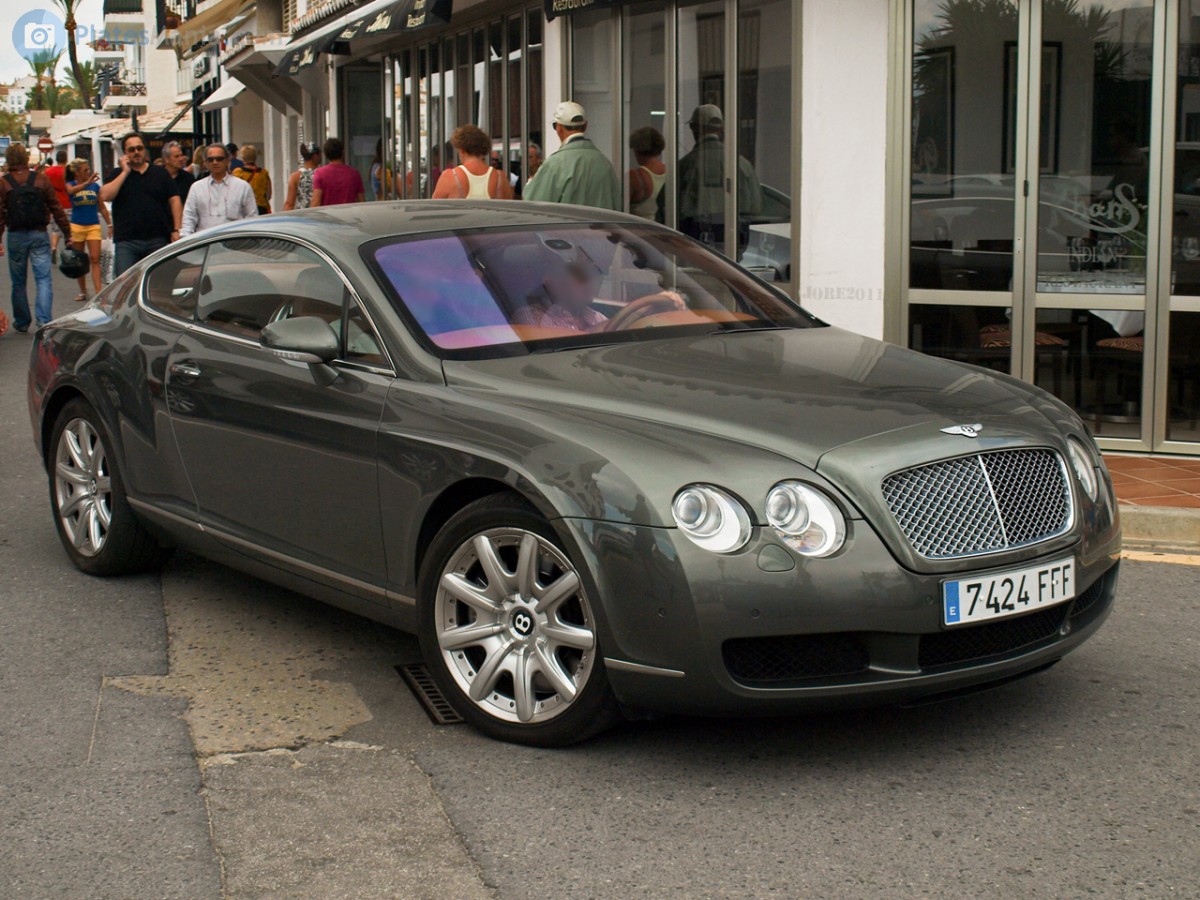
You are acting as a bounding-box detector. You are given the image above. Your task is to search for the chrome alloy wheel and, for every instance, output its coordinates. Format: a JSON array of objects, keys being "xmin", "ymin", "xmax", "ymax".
[
  {"xmin": 434, "ymin": 528, "xmax": 597, "ymax": 724},
  {"xmin": 53, "ymin": 417, "xmax": 113, "ymax": 558}
]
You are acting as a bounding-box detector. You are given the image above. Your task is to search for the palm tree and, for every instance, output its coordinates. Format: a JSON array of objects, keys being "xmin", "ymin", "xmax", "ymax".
[
  {"xmin": 25, "ymin": 52, "xmax": 52, "ymax": 111},
  {"xmin": 0, "ymin": 110, "xmax": 26, "ymax": 142},
  {"xmin": 63, "ymin": 60, "xmax": 97, "ymax": 110},
  {"xmin": 50, "ymin": 0, "xmax": 92, "ymax": 109}
]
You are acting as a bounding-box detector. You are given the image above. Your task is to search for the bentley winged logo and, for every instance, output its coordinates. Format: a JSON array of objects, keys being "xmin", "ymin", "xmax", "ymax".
[{"xmin": 941, "ymin": 423, "xmax": 983, "ymax": 438}]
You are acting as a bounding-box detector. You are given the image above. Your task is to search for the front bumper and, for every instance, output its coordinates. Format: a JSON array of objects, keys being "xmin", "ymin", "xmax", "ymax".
[{"xmin": 559, "ymin": 515, "xmax": 1120, "ymax": 717}]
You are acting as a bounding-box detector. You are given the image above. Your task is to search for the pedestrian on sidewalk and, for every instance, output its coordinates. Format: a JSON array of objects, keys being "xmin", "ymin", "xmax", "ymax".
[
  {"xmin": 44, "ymin": 149, "xmax": 72, "ymax": 265},
  {"xmin": 180, "ymin": 145, "xmax": 258, "ymax": 237},
  {"xmin": 432, "ymin": 125, "xmax": 515, "ymax": 200},
  {"xmin": 65, "ymin": 159, "xmax": 112, "ymax": 301},
  {"xmin": 162, "ymin": 141, "xmax": 196, "ymax": 203},
  {"xmin": 283, "ymin": 141, "xmax": 321, "ymax": 211},
  {"xmin": 232, "ymin": 145, "xmax": 272, "ymax": 214},
  {"xmin": 100, "ymin": 132, "xmax": 182, "ymax": 278},
  {"xmin": 310, "ymin": 138, "xmax": 364, "ymax": 207},
  {"xmin": 523, "ymin": 101, "xmax": 620, "ymax": 211},
  {"xmin": 0, "ymin": 142, "xmax": 72, "ymax": 332}
]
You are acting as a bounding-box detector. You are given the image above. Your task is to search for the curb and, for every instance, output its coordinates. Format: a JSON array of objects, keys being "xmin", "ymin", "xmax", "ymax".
[{"xmin": 1118, "ymin": 503, "xmax": 1200, "ymax": 551}]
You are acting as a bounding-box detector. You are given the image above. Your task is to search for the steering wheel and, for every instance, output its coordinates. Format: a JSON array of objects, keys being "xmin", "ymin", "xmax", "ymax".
[{"xmin": 602, "ymin": 292, "xmax": 687, "ymax": 332}]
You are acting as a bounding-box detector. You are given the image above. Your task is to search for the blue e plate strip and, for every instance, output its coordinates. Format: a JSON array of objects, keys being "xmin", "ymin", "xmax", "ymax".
[{"xmin": 944, "ymin": 582, "xmax": 961, "ymax": 624}]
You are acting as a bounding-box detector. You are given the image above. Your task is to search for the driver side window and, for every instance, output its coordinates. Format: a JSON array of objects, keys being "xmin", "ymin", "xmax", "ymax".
[{"xmin": 198, "ymin": 238, "xmax": 341, "ymax": 340}]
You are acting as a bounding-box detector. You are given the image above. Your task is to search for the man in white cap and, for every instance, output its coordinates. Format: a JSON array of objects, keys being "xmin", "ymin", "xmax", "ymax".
[
  {"xmin": 523, "ymin": 101, "xmax": 620, "ymax": 210},
  {"xmin": 678, "ymin": 103, "xmax": 762, "ymax": 250}
]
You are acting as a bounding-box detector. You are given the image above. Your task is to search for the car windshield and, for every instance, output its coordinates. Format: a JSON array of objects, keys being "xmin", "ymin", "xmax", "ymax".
[{"xmin": 366, "ymin": 223, "xmax": 822, "ymax": 359}]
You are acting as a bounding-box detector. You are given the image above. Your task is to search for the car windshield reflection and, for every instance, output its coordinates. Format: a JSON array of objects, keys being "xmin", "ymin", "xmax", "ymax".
[{"xmin": 366, "ymin": 224, "xmax": 819, "ymax": 359}]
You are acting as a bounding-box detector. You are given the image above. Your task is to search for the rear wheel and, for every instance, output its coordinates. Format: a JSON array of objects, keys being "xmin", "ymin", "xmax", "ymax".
[
  {"xmin": 418, "ymin": 494, "xmax": 618, "ymax": 746},
  {"xmin": 49, "ymin": 399, "xmax": 169, "ymax": 575}
]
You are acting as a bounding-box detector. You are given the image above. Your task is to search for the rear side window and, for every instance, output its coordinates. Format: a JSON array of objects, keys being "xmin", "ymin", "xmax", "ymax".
[
  {"xmin": 198, "ymin": 238, "xmax": 339, "ymax": 339},
  {"xmin": 144, "ymin": 247, "xmax": 207, "ymax": 319}
]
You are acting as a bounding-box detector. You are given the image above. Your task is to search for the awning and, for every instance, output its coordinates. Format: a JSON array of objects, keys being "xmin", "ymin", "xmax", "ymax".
[
  {"xmin": 273, "ymin": 0, "xmax": 452, "ymax": 78},
  {"xmin": 176, "ymin": 0, "xmax": 256, "ymax": 51},
  {"xmin": 198, "ymin": 78, "xmax": 246, "ymax": 111}
]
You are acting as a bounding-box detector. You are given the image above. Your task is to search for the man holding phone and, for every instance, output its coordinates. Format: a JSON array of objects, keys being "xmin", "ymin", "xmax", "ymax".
[{"xmin": 100, "ymin": 132, "xmax": 182, "ymax": 277}]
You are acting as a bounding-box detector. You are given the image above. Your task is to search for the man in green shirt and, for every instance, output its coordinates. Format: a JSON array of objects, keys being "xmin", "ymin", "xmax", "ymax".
[{"xmin": 523, "ymin": 102, "xmax": 620, "ymax": 211}]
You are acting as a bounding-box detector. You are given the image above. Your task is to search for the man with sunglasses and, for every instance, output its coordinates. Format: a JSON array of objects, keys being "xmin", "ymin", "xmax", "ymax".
[
  {"xmin": 180, "ymin": 145, "xmax": 258, "ymax": 237},
  {"xmin": 100, "ymin": 132, "xmax": 183, "ymax": 277}
]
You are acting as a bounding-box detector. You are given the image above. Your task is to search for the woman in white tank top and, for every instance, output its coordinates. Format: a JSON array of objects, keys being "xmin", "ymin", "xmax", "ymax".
[
  {"xmin": 628, "ymin": 126, "xmax": 667, "ymax": 222},
  {"xmin": 432, "ymin": 124, "xmax": 516, "ymax": 200}
]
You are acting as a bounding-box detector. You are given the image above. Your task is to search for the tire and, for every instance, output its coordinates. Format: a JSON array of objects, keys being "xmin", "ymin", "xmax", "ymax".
[
  {"xmin": 417, "ymin": 494, "xmax": 619, "ymax": 746},
  {"xmin": 48, "ymin": 398, "xmax": 170, "ymax": 576}
]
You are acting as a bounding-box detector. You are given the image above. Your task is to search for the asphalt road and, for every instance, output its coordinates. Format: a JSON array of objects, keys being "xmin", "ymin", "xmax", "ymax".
[{"xmin": 1, "ymin": 260, "xmax": 1197, "ymax": 898}]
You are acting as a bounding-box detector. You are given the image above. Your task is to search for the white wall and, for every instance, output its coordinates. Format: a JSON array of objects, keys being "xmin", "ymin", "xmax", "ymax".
[{"xmin": 798, "ymin": 0, "xmax": 889, "ymax": 339}]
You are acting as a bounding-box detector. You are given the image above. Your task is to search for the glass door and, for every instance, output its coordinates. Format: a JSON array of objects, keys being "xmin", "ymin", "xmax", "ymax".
[
  {"xmin": 904, "ymin": 0, "xmax": 1176, "ymax": 452},
  {"xmin": 906, "ymin": 0, "xmax": 1022, "ymax": 377},
  {"xmin": 1027, "ymin": 0, "xmax": 1160, "ymax": 444}
]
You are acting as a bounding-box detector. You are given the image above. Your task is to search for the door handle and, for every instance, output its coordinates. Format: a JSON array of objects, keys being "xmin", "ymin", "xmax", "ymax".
[{"xmin": 169, "ymin": 362, "xmax": 202, "ymax": 378}]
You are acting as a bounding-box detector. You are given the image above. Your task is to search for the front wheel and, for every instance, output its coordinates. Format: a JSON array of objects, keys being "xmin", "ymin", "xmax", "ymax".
[
  {"xmin": 48, "ymin": 398, "xmax": 169, "ymax": 575},
  {"xmin": 417, "ymin": 494, "xmax": 619, "ymax": 746}
]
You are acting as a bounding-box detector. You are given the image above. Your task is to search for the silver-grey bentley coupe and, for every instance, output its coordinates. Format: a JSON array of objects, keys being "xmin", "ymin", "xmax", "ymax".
[{"xmin": 28, "ymin": 202, "xmax": 1120, "ymax": 745}]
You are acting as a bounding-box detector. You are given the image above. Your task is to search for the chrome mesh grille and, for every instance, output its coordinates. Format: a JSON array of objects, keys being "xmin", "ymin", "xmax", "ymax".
[{"xmin": 881, "ymin": 449, "xmax": 1071, "ymax": 559}]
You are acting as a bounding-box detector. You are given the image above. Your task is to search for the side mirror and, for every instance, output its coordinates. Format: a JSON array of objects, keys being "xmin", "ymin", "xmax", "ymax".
[{"xmin": 260, "ymin": 315, "xmax": 339, "ymax": 364}]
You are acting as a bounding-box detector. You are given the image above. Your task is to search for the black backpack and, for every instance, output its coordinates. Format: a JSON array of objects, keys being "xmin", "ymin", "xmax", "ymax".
[{"xmin": 5, "ymin": 172, "xmax": 49, "ymax": 231}]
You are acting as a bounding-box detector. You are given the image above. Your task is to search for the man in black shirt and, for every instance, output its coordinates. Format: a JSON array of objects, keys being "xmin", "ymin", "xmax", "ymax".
[
  {"xmin": 162, "ymin": 140, "xmax": 195, "ymax": 202},
  {"xmin": 100, "ymin": 132, "xmax": 182, "ymax": 277}
]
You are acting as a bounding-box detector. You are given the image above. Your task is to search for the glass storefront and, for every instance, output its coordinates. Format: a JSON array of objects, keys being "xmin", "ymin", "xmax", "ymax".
[
  {"xmin": 382, "ymin": 7, "xmax": 543, "ymax": 201},
  {"xmin": 569, "ymin": 0, "xmax": 794, "ymax": 274},
  {"xmin": 902, "ymin": 0, "xmax": 1200, "ymax": 453}
]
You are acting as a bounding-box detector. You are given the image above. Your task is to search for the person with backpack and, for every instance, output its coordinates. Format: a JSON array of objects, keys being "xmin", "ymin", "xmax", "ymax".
[{"xmin": 0, "ymin": 143, "xmax": 72, "ymax": 332}]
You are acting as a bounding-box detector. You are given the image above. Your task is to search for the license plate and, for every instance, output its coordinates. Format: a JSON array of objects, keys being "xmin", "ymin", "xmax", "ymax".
[{"xmin": 943, "ymin": 557, "xmax": 1075, "ymax": 627}]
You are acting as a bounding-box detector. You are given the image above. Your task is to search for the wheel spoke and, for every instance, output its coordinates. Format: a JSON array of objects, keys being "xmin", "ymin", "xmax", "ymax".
[
  {"xmin": 64, "ymin": 428, "xmax": 90, "ymax": 472},
  {"xmin": 441, "ymin": 571, "xmax": 505, "ymax": 615},
  {"xmin": 534, "ymin": 644, "xmax": 578, "ymax": 702},
  {"xmin": 55, "ymin": 462, "xmax": 89, "ymax": 487},
  {"xmin": 467, "ymin": 640, "xmax": 516, "ymax": 702},
  {"xmin": 73, "ymin": 502, "xmax": 93, "ymax": 549},
  {"xmin": 535, "ymin": 570, "xmax": 580, "ymax": 615},
  {"xmin": 473, "ymin": 534, "xmax": 515, "ymax": 596},
  {"xmin": 59, "ymin": 490, "xmax": 87, "ymax": 520},
  {"xmin": 95, "ymin": 499, "xmax": 112, "ymax": 530},
  {"xmin": 86, "ymin": 504, "xmax": 105, "ymax": 550},
  {"xmin": 541, "ymin": 621, "xmax": 595, "ymax": 652},
  {"xmin": 438, "ymin": 621, "xmax": 505, "ymax": 651},
  {"xmin": 516, "ymin": 533, "xmax": 540, "ymax": 599},
  {"xmin": 513, "ymin": 649, "xmax": 536, "ymax": 722},
  {"xmin": 94, "ymin": 475, "xmax": 111, "ymax": 496}
]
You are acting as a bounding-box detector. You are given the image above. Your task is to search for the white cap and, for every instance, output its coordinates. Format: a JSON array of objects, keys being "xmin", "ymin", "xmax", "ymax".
[
  {"xmin": 552, "ymin": 101, "xmax": 587, "ymax": 127},
  {"xmin": 688, "ymin": 104, "xmax": 724, "ymax": 128}
]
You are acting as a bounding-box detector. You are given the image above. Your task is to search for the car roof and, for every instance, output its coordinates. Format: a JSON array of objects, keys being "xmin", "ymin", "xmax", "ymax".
[{"xmin": 189, "ymin": 201, "xmax": 647, "ymax": 254}]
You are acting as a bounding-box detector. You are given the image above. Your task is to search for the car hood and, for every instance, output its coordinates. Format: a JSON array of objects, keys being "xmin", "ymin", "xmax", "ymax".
[{"xmin": 440, "ymin": 326, "xmax": 1065, "ymax": 469}]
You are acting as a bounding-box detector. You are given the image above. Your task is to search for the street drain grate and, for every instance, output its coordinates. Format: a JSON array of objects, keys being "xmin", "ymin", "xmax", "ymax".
[{"xmin": 397, "ymin": 663, "xmax": 465, "ymax": 725}]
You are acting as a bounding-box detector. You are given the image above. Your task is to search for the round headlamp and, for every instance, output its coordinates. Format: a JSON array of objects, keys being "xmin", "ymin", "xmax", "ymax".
[
  {"xmin": 1066, "ymin": 436, "xmax": 1098, "ymax": 501},
  {"xmin": 671, "ymin": 484, "xmax": 752, "ymax": 554},
  {"xmin": 765, "ymin": 481, "xmax": 846, "ymax": 557}
]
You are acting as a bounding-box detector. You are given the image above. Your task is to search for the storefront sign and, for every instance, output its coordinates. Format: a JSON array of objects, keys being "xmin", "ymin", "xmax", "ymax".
[
  {"xmin": 544, "ymin": 0, "xmax": 641, "ymax": 21},
  {"xmin": 273, "ymin": 0, "xmax": 451, "ymax": 78}
]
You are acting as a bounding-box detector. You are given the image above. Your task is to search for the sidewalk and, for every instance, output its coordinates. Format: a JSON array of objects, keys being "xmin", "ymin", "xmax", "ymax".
[{"xmin": 1104, "ymin": 454, "xmax": 1200, "ymax": 550}]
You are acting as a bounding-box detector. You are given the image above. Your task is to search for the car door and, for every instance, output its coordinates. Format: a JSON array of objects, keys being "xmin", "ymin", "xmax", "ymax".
[{"xmin": 164, "ymin": 236, "xmax": 392, "ymax": 600}]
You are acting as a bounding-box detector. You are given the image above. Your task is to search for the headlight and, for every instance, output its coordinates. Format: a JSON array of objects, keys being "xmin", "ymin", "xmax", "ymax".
[
  {"xmin": 765, "ymin": 481, "xmax": 846, "ymax": 557},
  {"xmin": 671, "ymin": 484, "xmax": 752, "ymax": 553},
  {"xmin": 1066, "ymin": 436, "xmax": 1098, "ymax": 501}
]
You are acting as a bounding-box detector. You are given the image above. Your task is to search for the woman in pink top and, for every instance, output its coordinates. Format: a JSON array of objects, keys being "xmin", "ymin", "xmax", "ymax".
[
  {"xmin": 310, "ymin": 137, "xmax": 365, "ymax": 207},
  {"xmin": 432, "ymin": 125, "xmax": 515, "ymax": 200}
]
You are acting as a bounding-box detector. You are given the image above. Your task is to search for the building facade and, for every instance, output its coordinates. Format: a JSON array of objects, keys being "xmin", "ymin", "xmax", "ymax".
[{"xmin": 159, "ymin": 0, "xmax": 1200, "ymax": 459}]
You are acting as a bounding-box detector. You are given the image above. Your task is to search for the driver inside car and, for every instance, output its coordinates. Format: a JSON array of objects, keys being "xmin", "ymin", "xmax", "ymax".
[{"xmin": 510, "ymin": 239, "xmax": 686, "ymax": 332}]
